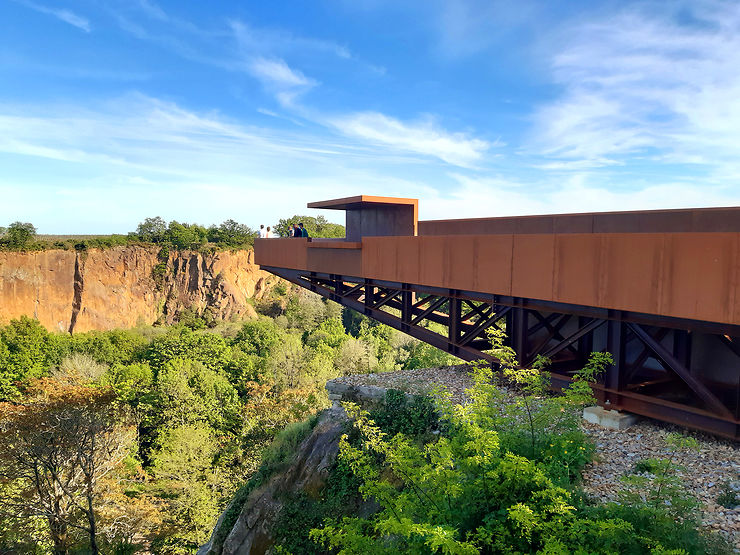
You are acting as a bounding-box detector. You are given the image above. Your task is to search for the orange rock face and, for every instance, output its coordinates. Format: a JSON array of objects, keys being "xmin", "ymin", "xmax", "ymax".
[{"xmin": 0, "ymin": 246, "xmax": 277, "ymax": 332}]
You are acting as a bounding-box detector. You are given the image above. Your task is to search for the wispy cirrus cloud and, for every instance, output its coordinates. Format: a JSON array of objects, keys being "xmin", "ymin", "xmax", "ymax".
[
  {"xmin": 422, "ymin": 172, "xmax": 740, "ymax": 220},
  {"xmin": 229, "ymin": 20, "xmax": 352, "ymax": 61},
  {"xmin": 0, "ymin": 95, "xmax": 443, "ymax": 232},
  {"xmin": 532, "ymin": 0, "xmax": 740, "ymax": 179},
  {"xmin": 13, "ymin": 0, "xmax": 90, "ymax": 32},
  {"xmin": 0, "ymin": 94, "xmax": 480, "ymax": 182},
  {"xmin": 330, "ymin": 112, "xmax": 492, "ymax": 167},
  {"xmin": 109, "ymin": 2, "xmax": 490, "ymax": 167},
  {"xmin": 248, "ymin": 57, "xmax": 318, "ymax": 107}
]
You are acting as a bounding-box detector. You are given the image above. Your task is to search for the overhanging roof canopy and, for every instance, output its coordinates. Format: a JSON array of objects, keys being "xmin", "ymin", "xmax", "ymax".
[{"xmin": 307, "ymin": 195, "xmax": 418, "ymax": 210}]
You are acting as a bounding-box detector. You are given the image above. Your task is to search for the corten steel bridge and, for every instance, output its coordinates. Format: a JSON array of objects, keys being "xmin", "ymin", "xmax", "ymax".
[{"xmin": 255, "ymin": 196, "xmax": 740, "ymax": 440}]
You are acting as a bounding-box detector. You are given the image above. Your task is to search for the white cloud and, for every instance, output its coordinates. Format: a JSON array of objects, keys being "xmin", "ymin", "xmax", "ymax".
[
  {"xmin": 0, "ymin": 95, "xmax": 474, "ymax": 231},
  {"xmin": 229, "ymin": 20, "xmax": 352, "ymax": 62},
  {"xmin": 245, "ymin": 57, "xmax": 318, "ymax": 108},
  {"xmin": 421, "ymin": 173, "xmax": 740, "ymax": 221},
  {"xmin": 532, "ymin": 0, "xmax": 740, "ymax": 179},
  {"xmin": 14, "ymin": 0, "xmax": 90, "ymax": 32},
  {"xmin": 330, "ymin": 112, "xmax": 491, "ymax": 167},
  {"xmin": 249, "ymin": 57, "xmax": 316, "ymax": 89}
]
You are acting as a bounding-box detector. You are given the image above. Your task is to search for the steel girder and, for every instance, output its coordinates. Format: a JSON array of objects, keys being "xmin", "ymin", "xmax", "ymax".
[{"xmin": 264, "ymin": 267, "xmax": 740, "ymax": 440}]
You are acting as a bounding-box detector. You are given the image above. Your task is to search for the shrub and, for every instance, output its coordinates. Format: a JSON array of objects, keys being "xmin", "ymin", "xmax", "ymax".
[
  {"xmin": 136, "ymin": 217, "xmax": 167, "ymax": 243},
  {"xmin": 54, "ymin": 353, "xmax": 109, "ymax": 384},
  {"xmin": 309, "ymin": 336, "xmax": 727, "ymax": 554},
  {"xmin": 3, "ymin": 221, "xmax": 36, "ymax": 249},
  {"xmin": 632, "ymin": 457, "xmax": 664, "ymax": 474},
  {"xmin": 369, "ymin": 389, "xmax": 438, "ymax": 438},
  {"xmin": 716, "ymin": 481, "xmax": 740, "ymax": 509}
]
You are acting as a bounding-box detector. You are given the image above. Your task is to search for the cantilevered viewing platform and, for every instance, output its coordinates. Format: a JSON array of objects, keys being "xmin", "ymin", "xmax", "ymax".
[{"xmin": 255, "ymin": 196, "xmax": 740, "ymax": 439}]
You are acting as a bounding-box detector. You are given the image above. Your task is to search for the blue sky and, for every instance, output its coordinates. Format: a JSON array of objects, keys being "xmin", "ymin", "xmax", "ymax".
[{"xmin": 1, "ymin": 0, "xmax": 739, "ymax": 233}]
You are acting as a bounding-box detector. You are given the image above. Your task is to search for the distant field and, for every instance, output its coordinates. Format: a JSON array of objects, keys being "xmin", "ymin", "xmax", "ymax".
[{"xmin": 36, "ymin": 234, "xmax": 118, "ymax": 241}]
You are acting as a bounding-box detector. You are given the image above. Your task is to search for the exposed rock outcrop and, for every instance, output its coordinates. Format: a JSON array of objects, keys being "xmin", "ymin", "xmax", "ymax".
[
  {"xmin": 202, "ymin": 407, "xmax": 348, "ymax": 555},
  {"xmin": 0, "ymin": 246, "xmax": 278, "ymax": 332}
]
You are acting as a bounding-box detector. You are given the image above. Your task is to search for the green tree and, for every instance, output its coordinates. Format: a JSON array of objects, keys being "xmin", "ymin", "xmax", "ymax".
[
  {"xmin": 0, "ymin": 382, "xmax": 133, "ymax": 555},
  {"xmin": 274, "ymin": 215, "xmax": 344, "ymax": 238},
  {"xmin": 135, "ymin": 216, "xmax": 167, "ymax": 243},
  {"xmin": 4, "ymin": 221, "xmax": 37, "ymax": 249},
  {"xmin": 0, "ymin": 317, "xmax": 60, "ymax": 400},
  {"xmin": 232, "ymin": 319, "xmax": 283, "ymax": 359},
  {"xmin": 150, "ymin": 424, "xmax": 222, "ymax": 549},
  {"xmin": 266, "ymin": 333, "xmax": 305, "ymax": 389},
  {"xmin": 153, "ymin": 358, "xmax": 241, "ymax": 433},
  {"xmin": 208, "ymin": 219, "xmax": 255, "ymax": 247},
  {"xmin": 146, "ymin": 329, "xmax": 231, "ymax": 373},
  {"xmin": 166, "ymin": 221, "xmax": 208, "ymax": 250}
]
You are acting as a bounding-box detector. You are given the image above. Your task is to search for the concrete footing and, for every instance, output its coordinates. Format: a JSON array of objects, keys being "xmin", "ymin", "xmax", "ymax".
[{"xmin": 583, "ymin": 406, "xmax": 639, "ymax": 431}]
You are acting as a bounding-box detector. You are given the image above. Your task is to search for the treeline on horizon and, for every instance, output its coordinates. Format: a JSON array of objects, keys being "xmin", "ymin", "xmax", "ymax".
[{"xmin": 0, "ymin": 214, "xmax": 345, "ymax": 252}]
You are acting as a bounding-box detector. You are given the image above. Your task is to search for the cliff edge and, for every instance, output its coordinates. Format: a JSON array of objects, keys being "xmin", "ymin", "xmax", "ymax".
[{"xmin": 0, "ymin": 246, "xmax": 278, "ymax": 332}]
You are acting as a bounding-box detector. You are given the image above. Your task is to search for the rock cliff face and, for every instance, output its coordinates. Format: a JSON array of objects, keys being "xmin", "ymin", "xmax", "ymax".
[
  {"xmin": 0, "ymin": 246, "xmax": 278, "ymax": 332},
  {"xmin": 200, "ymin": 408, "xmax": 348, "ymax": 555}
]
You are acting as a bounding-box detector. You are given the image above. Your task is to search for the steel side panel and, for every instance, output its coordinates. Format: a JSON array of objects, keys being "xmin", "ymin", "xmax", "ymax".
[
  {"xmin": 661, "ymin": 233, "xmax": 738, "ymax": 324},
  {"xmin": 256, "ymin": 232, "xmax": 740, "ymax": 326},
  {"xmin": 553, "ymin": 234, "xmax": 603, "ymax": 307},
  {"xmin": 306, "ymin": 248, "xmax": 362, "ymax": 276},
  {"xmin": 511, "ymin": 235, "xmax": 555, "ymax": 301},
  {"xmin": 553, "ymin": 214, "xmax": 594, "ymax": 234},
  {"xmin": 601, "ymin": 234, "xmax": 665, "ymax": 316},
  {"xmin": 472, "ymin": 235, "xmax": 513, "ymax": 295},
  {"xmin": 419, "ymin": 207, "xmax": 740, "ymax": 235},
  {"xmin": 254, "ymin": 238, "xmax": 308, "ymax": 270},
  {"xmin": 419, "ymin": 237, "xmax": 446, "ymax": 288}
]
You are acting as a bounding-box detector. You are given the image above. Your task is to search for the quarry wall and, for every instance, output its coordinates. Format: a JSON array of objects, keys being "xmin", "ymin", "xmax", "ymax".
[{"xmin": 0, "ymin": 246, "xmax": 277, "ymax": 332}]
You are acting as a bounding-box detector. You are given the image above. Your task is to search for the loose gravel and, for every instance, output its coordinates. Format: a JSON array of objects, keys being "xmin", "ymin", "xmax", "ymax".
[{"xmin": 334, "ymin": 365, "xmax": 740, "ymax": 549}]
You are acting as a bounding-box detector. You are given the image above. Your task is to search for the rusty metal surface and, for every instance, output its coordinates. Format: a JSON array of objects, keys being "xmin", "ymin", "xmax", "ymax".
[
  {"xmin": 254, "ymin": 238, "xmax": 308, "ymax": 270},
  {"xmin": 307, "ymin": 195, "xmax": 418, "ymax": 210},
  {"xmin": 308, "ymin": 195, "xmax": 418, "ymax": 241},
  {"xmin": 345, "ymin": 204, "xmax": 416, "ymax": 241},
  {"xmin": 420, "ymin": 206, "xmax": 740, "ymax": 235},
  {"xmin": 256, "ymin": 232, "xmax": 740, "ymax": 326},
  {"xmin": 307, "ymin": 241, "xmax": 362, "ymax": 249},
  {"xmin": 308, "ymin": 248, "xmax": 362, "ymax": 277}
]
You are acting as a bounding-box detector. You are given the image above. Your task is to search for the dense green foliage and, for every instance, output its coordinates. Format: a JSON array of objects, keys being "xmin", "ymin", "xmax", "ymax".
[
  {"xmin": 267, "ymin": 390, "xmax": 436, "ymax": 555},
  {"xmin": 0, "ymin": 221, "xmax": 37, "ymax": 249},
  {"xmin": 292, "ymin": 333, "xmax": 728, "ymax": 554},
  {"xmin": 716, "ymin": 481, "xmax": 740, "ymax": 509},
  {"xmin": 0, "ymin": 283, "xmax": 456, "ymax": 553},
  {"xmin": 274, "ymin": 215, "xmax": 345, "ymax": 238},
  {"xmin": 0, "ymin": 213, "xmax": 343, "ymax": 251}
]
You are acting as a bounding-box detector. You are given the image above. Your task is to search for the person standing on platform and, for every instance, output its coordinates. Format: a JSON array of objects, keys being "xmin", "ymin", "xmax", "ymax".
[
  {"xmin": 266, "ymin": 226, "xmax": 273, "ymax": 238},
  {"xmin": 299, "ymin": 223, "xmax": 309, "ymax": 238},
  {"xmin": 258, "ymin": 225, "xmax": 267, "ymax": 238}
]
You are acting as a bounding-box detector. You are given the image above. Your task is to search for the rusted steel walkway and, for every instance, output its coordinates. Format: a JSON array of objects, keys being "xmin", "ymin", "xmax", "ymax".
[{"xmin": 256, "ymin": 196, "xmax": 740, "ymax": 439}]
